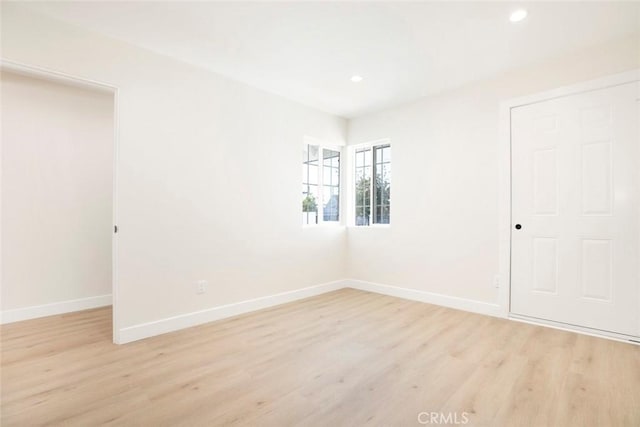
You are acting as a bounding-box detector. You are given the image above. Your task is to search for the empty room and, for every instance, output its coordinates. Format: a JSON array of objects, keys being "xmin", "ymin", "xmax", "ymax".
[{"xmin": 1, "ymin": 1, "xmax": 639, "ymax": 426}]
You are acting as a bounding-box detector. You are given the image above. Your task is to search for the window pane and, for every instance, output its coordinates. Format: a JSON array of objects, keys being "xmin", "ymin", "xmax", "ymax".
[
  {"xmin": 323, "ymin": 148, "xmax": 338, "ymax": 165},
  {"xmin": 323, "ymin": 148, "xmax": 340, "ymax": 222},
  {"xmin": 354, "ymin": 144, "xmax": 391, "ymax": 225},
  {"xmin": 355, "ymin": 178, "xmax": 370, "ymax": 225},
  {"xmin": 355, "ymin": 206, "xmax": 370, "ymax": 226},
  {"xmin": 309, "ymin": 144, "xmax": 319, "ymax": 162},
  {"xmin": 383, "ymin": 146, "xmax": 391, "ymax": 163},
  {"xmin": 308, "ymin": 165, "xmax": 318, "ymax": 185},
  {"xmin": 324, "ymin": 166, "xmax": 332, "ymax": 184},
  {"xmin": 323, "ymin": 187, "xmax": 331, "ymax": 206},
  {"xmin": 302, "ymin": 144, "xmax": 320, "ymax": 225},
  {"xmin": 302, "ymin": 189, "xmax": 318, "ymax": 224},
  {"xmin": 324, "ymin": 191, "xmax": 339, "ymax": 221},
  {"xmin": 372, "ymin": 144, "xmax": 391, "ymax": 225}
]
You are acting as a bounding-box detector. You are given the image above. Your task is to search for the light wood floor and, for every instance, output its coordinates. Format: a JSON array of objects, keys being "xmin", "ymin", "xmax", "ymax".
[{"xmin": 1, "ymin": 288, "xmax": 639, "ymax": 426}]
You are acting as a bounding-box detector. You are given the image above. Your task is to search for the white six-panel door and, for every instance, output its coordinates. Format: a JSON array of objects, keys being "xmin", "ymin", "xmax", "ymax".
[{"xmin": 511, "ymin": 81, "xmax": 639, "ymax": 337}]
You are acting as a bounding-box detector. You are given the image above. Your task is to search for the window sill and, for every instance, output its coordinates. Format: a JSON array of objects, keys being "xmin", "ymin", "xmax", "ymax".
[{"xmin": 302, "ymin": 222, "xmax": 346, "ymax": 229}]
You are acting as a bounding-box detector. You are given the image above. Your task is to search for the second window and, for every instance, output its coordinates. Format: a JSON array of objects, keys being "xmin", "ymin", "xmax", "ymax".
[{"xmin": 354, "ymin": 142, "xmax": 391, "ymax": 226}]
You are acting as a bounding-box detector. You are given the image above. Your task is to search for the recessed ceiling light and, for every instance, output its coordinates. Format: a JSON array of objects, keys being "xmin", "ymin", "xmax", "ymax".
[
  {"xmin": 509, "ymin": 9, "xmax": 528, "ymax": 22},
  {"xmin": 351, "ymin": 75, "xmax": 363, "ymax": 83}
]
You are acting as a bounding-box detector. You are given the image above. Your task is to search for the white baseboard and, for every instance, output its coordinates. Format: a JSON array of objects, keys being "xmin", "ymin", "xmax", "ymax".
[
  {"xmin": 8, "ymin": 279, "xmax": 628, "ymax": 346},
  {"xmin": 344, "ymin": 279, "xmax": 503, "ymax": 318},
  {"xmin": 117, "ymin": 280, "xmax": 347, "ymax": 344},
  {"xmin": 1, "ymin": 294, "xmax": 112, "ymax": 324},
  {"xmin": 118, "ymin": 279, "xmax": 504, "ymax": 344},
  {"xmin": 2, "ymin": 279, "xmax": 502, "ymax": 343}
]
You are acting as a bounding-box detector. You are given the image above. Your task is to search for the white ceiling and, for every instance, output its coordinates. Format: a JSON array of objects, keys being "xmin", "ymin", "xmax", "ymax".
[{"xmin": 22, "ymin": 1, "xmax": 640, "ymax": 118}]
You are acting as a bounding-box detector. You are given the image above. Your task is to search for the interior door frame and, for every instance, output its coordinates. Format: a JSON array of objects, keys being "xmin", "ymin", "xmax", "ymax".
[
  {"xmin": 1, "ymin": 59, "xmax": 122, "ymax": 344},
  {"xmin": 499, "ymin": 69, "xmax": 640, "ymax": 343}
]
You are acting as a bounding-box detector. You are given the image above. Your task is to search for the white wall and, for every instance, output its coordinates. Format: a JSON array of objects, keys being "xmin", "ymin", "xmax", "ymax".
[
  {"xmin": 346, "ymin": 35, "xmax": 639, "ymax": 307},
  {"xmin": 1, "ymin": 5, "xmax": 347, "ymax": 336},
  {"xmin": 3, "ymin": 4, "xmax": 636, "ymax": 340},
  {"xmin": 1, "ymin": 71, "xmax": 114, "ymax": 313}
]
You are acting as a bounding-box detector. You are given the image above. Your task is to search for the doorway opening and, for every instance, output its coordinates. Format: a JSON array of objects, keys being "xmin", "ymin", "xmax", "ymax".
[{"xmin": 1, "ymin": 62, "xmax": 119, "ymax": 343}]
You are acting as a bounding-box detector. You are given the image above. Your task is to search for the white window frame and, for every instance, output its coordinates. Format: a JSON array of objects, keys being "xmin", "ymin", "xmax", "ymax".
[
  {"xmin": 302, "ymin": 136, "xmax": 344, "ymax": 227},
  {"xmin": 347, "ymin": 139, "xmax": 392, "ymax": 228}
]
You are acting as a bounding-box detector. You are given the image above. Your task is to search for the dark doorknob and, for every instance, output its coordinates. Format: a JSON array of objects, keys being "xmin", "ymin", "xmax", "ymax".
[{"xmin": 515, "ymin": 224, "xmax": 522, "ymax": 230}]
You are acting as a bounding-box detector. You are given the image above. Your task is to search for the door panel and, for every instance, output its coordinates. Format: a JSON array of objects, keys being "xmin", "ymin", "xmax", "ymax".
[{"xmin": 511, "ymin": 81, "xmax": 640, "ymax": 337}]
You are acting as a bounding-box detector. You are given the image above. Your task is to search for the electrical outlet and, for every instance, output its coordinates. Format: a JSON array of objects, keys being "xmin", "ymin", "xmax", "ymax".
[
  {"xmin": 195, "ymin": 280, "xmax": 208, "ymax": 294},
  {"xmin": 493, "ymin": 275, "xmax": 500, "ymax": 289}
]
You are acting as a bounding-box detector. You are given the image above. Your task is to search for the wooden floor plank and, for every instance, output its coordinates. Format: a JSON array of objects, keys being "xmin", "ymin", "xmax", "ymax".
[{"xmin": 1, "ymin": 288, "xmax": 638, "ymax": 426}]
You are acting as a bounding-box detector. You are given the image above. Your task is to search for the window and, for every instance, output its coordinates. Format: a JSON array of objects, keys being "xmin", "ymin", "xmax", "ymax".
[
  {"xmin": 302, "ymin": 144, "xmax": 319, "ymax": 225},
  {"xmin": 302, "ymin": 142, "xmax": 341, "ymax": 225},
  {"xmin": 323, "ymin": 148, "xmax": 340, "ymax": 222},
  {"xmin": 353, "ymin": 142, "xmax": 391, "ymax": 226},
  {"xmin": 354, "ymin": 147, "xmax": 371, "ymax": 225}
]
